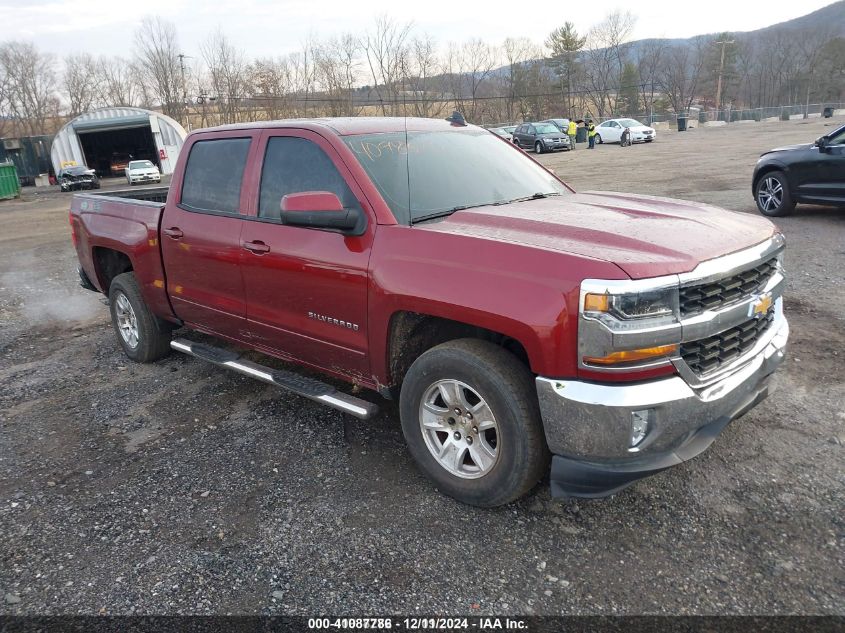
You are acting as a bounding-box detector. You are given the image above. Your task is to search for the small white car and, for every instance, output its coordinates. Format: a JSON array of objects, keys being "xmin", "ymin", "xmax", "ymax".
[
  {"xmin": 595, "ymin": 118, "xmax": 656, "ymax": 144},
  {"xmin": 125, "ymin": 160, "xmax": 162, "ymax": 186}
]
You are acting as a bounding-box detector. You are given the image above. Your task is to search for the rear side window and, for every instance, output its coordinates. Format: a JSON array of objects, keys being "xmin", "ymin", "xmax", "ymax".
[
  {"xmin": 180, "ymin": 138, "xmax": 251, "ymax": 214},
  {"xmin": 258, "ymin": 137, "xmax": 360, "ymax": 220}
]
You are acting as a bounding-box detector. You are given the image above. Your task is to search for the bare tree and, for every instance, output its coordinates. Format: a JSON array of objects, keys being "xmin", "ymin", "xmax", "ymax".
[
  {"xmin": 635, "ymin": 39, "xmax": 665, "ymax": 122},
  {"xmin": 314, "ymin": 34, "xmax": 360, "ymax": 116},
  {"xmin": 63, "ymin": 53, "xmax": 101, "ymax": 116},
  {"xmin": 657, "ymin": 36, "xmax": 707, "ymax": 116},
  {"xmin": 502, "ymin": 37, "xmax": 537, "ymax": 121},
  {"xmin": 362, "ymin": 15, "xmax": 412, "ymax": 115},
  {"xmin": 201, "ymin": 29, "xmax": 250, "ymax": 124},
  {"xmin": 0, "ymin": 41, "xmax": 60, "ymax": 136},
  {"xmin": 403, "ymin": 35, "xmax": 446, "ymax": 118},
  {"xmin": 133, "ymin": 16, "xmax": 184, "ymax": 122},
  {"xmin": 250, "ymin": 56, "xmax": 298, "ymax": 120},
  {"xmin": 583, "ymin": 11, "xmax": 636, "ymax": 117},
  {"xmin": 97, "ymin": 57, "xmax": 143, "ymax": 107}
]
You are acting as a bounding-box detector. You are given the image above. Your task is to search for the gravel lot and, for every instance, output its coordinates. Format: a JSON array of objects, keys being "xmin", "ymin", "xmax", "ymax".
[{"xmin": 1, "ymin": 118, "xmax": 843, "ymax": 616}]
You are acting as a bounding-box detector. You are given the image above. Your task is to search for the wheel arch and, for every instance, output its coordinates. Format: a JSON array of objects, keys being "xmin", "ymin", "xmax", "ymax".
[
  {"xmin": 752, "ymin": 161, "xmax": 790, "ymax": 195},
  {"xmin": 384, "ymin": 311, "xmax": 532, "ymax": 397},
  {"xmin": 92, "ymin": 246, "xmax": 134, "ymax": 293}
]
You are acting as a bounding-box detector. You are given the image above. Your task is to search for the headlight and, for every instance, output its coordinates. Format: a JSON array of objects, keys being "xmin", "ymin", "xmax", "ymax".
[
  {"xmin": 579, "ymin": 279, "xmax": 681, "ymax": 370},
  {"xmin": 584, "ymin": 288, "xmax": 677, "ymax": 322}
]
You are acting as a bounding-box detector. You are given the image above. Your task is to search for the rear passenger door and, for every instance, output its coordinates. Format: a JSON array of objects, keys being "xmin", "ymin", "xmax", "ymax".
[
  {"xmin": 160, "ymin": 131, "xmax": 258, "ymax": 338},
  {"xmin": 238, "ymin": 130, "xmax": 374, "ymax": 380}
]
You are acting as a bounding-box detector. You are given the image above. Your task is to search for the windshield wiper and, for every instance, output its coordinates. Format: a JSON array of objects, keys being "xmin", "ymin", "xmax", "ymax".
[
  {"xmin": 411, "ymin": 193, "xmax": 562, "ymax": 223},
  {"xmin": 495, "ymin": 192, "xmax": 562, "ymax": 205},
  {"xmin": 411, "ymin": 203, "xmax": 491, "ymax": 224}
]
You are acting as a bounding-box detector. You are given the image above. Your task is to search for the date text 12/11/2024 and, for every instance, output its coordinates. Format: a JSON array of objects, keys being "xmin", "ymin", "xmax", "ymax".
[{"xmin": 307, "ymin": 617, "xmax": 529, "ymax": 630}]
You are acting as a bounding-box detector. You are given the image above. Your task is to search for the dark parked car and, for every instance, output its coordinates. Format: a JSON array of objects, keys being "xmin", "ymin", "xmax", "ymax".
[
  {"xmin": 58, "ymin": 166, "xmax": 100, "ymax": 192},
  {"xmin": 752, "ymin": 124, "xmax": 845, "ymax": 216},
  {"xmin": 512, "ymin": 122, "xmax": 571, "ymax": 154},
  {"xmin": 541, "ymin": 118, "xmax": 570, "ymax": 132}
]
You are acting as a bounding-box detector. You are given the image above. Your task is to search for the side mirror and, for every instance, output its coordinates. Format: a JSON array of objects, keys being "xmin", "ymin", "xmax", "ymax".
[
  {"xmin": 815, "ymin": 136, "xmax": 828, "ymax": 151},
  {"xmin": 280, "ymin": 191, "xmax": 364, "ymax": 235}
]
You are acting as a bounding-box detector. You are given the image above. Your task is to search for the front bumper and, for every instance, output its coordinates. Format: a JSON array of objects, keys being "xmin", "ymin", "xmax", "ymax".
[{"xmin": 536, "ymin": 317, "xmax": 788, "ymax": 497}]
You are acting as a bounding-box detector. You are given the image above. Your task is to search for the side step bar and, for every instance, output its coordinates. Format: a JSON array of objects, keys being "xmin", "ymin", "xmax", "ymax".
[{"xmin": 170, "ymin": 338, "xmax": 379, "ymax": 420}]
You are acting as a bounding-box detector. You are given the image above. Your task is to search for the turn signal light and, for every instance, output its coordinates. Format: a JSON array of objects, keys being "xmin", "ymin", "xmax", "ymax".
[
  {"xmin": 584, "ymin": 293, "xmax": 610, "ymax": 312},
  {"xmin": 583, "ymin": 344, "xmax": 678, "ymax": 366}
]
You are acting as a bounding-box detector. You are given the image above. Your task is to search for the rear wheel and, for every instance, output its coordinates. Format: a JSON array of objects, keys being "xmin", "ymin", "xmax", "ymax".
[
  {"xmin": 755, "ymin": 171, "xmax": 795, "ymax": 217},
  {"xmin": 108, "ymin": 272, "xmax": 173, "ymax": 363},
  {"xmin": 400, "ymin": 339, "xmax": 549, "ymax": 507}
]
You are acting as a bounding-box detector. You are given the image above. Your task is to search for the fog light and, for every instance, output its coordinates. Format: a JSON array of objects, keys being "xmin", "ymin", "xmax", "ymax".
[{"xmin": 630, "ymin": 409, "xmax": 652, "ymax": 450}]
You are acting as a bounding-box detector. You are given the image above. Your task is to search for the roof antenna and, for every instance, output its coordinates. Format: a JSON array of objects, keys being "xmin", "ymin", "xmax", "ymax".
[
  {"xmin": 402, "ymin": 63, "xmax": 411, "ymax": 219},
  {"xmin": 445, "ymin": 110, "xmax": 467, "ymax": 126}
]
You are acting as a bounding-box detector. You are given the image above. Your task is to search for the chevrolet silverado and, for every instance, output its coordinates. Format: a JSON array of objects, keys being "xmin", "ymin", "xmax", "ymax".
[{"xmin": 69, "ymin": 117, "xmax": 788, "ymax": 506}]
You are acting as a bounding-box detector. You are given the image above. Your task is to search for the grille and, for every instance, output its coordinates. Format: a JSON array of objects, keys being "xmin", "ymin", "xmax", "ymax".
[
  {"xmin": 679, "ymin": 257, "xmax": 778, "ymax": 317},
  {"xmin": 681, "ymin": 309, "xmax": 775, "ymax": 375}
]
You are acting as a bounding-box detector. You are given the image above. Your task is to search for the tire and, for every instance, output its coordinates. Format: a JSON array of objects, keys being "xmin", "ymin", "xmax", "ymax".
[
  {"xmin": 108, "ymin": 272, "xmax": 172, "ymax": 363},
  {"xmin": 596, "ymin": 134, "xmax": 603, "ymax": 144},
  {"xmin": 399, "ymin": 339, "xmax": 550, "ymax": 507},
  {"xmin": 755, "ymin": 170, "xmax": 795, "ymax": 217},
  {"xmin": 534, "ymin": 141, "xmax": 543, "ymax": 154}
]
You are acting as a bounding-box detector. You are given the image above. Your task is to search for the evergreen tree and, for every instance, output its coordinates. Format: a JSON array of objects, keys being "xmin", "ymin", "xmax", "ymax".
[
  {"xmin": 617, "ymin": 62, "xmax": 640, "ymax": 115},
  {"xmin": 545, "ymin": 23, "xmax": 586, "ymax": 115}
]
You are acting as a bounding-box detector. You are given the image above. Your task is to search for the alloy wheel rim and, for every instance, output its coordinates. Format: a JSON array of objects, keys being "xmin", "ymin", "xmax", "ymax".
[
  {"xmin": 758, "ymin": 177, "xmax": 783, "ymax": 212},
  {"xmin": 419, "ymin": 379, "xmax": 499, "ymax": 479},
  {"xmin": 114, "ymin": 293, "xmax": 139, "ymax": 349}
]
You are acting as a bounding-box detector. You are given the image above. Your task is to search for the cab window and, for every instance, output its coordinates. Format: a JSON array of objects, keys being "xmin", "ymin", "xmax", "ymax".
[
  {"xmin": 258, "ymin": 136, "xmax": 360, "ymax": 221},
  {"xmin": 180, "ymin": 138, "xmax": 251, "ymax": 214}
]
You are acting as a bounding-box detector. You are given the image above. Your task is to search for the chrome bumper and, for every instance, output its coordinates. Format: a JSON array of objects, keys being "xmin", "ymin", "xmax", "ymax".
[{"xmin": 536, "ymin": 317, "xmax": 788, "ymax": 464}]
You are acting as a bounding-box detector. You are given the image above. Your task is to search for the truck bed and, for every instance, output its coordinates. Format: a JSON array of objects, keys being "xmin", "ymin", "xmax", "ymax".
[{"xmin": 70, "ymin": 185, "xmax": 175, "ymax": 320}]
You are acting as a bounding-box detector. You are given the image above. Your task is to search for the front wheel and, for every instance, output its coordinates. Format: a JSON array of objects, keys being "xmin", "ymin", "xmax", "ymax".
[
  {"xmin": 755, "ymin": 171, "xmax": 795, "ymax": 217},
  {"xmin": 596, "ymin": 134, "xmax": 603, "ymax": 144},
  {"xmin": 399, "ymin": 339, "xmax": 550, "ymax": 507},
  {"xmin": 108, "ymin": 272, "xmax": 173, "ymax": 362},
  {"xmin": 534, "ymin": 141, "xmax": 543, "ymax": 154}
]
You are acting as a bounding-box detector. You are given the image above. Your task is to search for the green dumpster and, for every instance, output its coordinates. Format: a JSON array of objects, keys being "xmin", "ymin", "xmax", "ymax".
[
  {"xmin": 576, "ymin": 126, "xmax": 588, "ymax": 143},
  {"xmin": 0, "ymin": 162, "xmax": 21, "ymax": 200}
]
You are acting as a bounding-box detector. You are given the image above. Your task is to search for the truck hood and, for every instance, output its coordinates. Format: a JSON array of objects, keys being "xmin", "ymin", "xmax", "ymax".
[{"xmin": 416, "ymin": 191, "xmax": 777, "ymax": 279}]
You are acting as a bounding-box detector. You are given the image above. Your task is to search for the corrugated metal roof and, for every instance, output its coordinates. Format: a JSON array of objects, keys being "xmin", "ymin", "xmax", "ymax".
[{"xmin": 50, "ymin": 107, "xmax": 187, "ymax": 176}]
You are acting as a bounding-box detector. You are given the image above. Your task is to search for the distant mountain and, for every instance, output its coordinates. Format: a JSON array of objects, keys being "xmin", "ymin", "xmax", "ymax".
[{"xmin": 495, "ymin": 1, "xmax": 845, "ymax": 72}]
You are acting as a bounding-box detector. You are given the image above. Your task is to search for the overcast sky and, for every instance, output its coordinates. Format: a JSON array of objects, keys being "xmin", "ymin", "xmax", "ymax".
[{"xmin": 3, "ymin": 0, "xmax": 836, "ymax": 59}]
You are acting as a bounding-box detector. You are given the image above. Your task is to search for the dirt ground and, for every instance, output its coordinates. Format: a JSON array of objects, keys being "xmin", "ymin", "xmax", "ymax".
[{"xmin": 0, "ymin": 118, "xmax": 843, "ymax": 616}]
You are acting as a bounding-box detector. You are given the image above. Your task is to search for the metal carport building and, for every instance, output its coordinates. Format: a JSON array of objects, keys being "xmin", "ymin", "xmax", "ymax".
[{"xmin": 51, "ymin": 107, "xmax": 187, "ymax": 178}]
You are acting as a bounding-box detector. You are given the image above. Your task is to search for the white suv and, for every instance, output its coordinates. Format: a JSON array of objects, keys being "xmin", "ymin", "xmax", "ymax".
[{"xmin": 125, "ymin": 160, "xmax": 162, "ymax": 186}]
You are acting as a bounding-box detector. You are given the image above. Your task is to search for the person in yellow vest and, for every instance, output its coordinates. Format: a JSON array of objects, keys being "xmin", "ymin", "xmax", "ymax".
[
  {"xmin": 587, "ymin": 120, "xmax": 597, "ymax": 149},
  {"xmin": 567, "ymin": 118, "xmax": 578, "ymax": 150}
]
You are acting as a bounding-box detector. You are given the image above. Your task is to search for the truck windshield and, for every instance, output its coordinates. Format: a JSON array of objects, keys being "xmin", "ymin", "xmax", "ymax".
[{"xmin": 344, "ymin": 129, "xmax": 569, "ymax": 224}]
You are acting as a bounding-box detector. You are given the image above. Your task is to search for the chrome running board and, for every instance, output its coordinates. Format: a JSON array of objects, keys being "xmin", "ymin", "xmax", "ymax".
[{"xmin": 170, "ymin": 338, "xmax": 379, "ymax": 420}]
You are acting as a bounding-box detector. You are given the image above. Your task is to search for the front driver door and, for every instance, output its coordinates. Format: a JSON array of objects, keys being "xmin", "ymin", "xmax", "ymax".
[
  {"xmin": 813, "ymin": 127, "xmax": 845, "ymax": 203},
  {"xmin": 238, "ymin": 130, "xmax": 374, "ymax": 381}
]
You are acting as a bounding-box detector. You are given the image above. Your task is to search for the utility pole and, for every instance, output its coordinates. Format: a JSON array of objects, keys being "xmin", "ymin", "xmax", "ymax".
[
  {"xmin": 714, "ymin": 39, "xmax": 734, "ymax": 119},
  {"xmin": 178, "ymin": 53, "xmax": 192, "ymax": 131}
]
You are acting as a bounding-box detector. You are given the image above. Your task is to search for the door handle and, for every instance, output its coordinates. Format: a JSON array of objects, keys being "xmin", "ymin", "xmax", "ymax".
[
  {"xmin": 162, "ymin": 227, "xmax": 183, "ymax": 239},
  {"xmin": 242, "ymin": 240, "xmax": 270, "ymax": 254}
]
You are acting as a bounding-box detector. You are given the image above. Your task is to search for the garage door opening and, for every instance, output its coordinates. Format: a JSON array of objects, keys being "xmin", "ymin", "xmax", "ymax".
[{"xmin": 77, "ymin": 126, "xmax": 160, "ymax": 178}]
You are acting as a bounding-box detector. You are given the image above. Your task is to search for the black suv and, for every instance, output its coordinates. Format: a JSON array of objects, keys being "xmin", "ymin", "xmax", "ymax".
[
  {"xmin": 752, "ymin": 123, "xmax": 845, "ymax": 216},
  {"xmin": 512, "ymin": 122, "xmax": 571, "ymax": 154}
]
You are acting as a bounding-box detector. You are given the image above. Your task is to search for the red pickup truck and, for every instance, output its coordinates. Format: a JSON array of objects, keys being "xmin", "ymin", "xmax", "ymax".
[{"xmin": 69, "ymin": 117, "xmax": 788, "ymax": 506}]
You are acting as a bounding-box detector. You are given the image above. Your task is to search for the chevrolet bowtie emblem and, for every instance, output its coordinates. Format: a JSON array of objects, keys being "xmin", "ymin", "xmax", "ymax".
[{"xmin": 749, "ymin": 293, "xmax": 773, "ymax": 318}]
